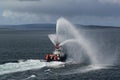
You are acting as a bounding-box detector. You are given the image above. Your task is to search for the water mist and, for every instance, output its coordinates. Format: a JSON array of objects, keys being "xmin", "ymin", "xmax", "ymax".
[{"xmin": 49, "ymin": 17, "xmax": 99, "ymax": 65}]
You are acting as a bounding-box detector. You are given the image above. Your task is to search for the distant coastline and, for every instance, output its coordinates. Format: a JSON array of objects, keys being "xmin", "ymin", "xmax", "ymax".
[{"xmin": 0, "ymin": 24, "xmax": 119, "ymax": 30}]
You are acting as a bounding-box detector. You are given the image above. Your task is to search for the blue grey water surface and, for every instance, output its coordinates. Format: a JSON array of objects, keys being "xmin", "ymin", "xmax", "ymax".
[{"xmin": 0, "ymin": 25, "xmax": 120, "ymax": 80}]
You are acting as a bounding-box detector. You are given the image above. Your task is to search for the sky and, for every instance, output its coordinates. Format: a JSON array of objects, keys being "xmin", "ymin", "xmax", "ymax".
[{"xmin": 0, "ymin": 0, "xmax": 120, "ymax": 26}]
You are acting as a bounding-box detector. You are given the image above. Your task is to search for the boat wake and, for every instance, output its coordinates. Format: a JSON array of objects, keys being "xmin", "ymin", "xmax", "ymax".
[
  {"xmin": 0, "ymin": 59, "xmax": 111, "ymax": 76},
  {"xmin": 79, "ymin": 64, "xmax": 109, "ymax": 73},
  {"xmin": 0, "ymin": 59, "xmax": 65, "ymax": 75},
  {"xmin": 61, "ymin": 64, "xmax": 110, "ymax": 76}
]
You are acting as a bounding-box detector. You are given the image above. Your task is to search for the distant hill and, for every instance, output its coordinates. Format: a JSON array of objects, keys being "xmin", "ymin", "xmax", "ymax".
[
  {"xmin": 0, "ymin": 24, "xmax": 56, "ymax": 30},
  {"xmin": 0, "ymin": 24, "xmax": 119, "ymax": 30}
]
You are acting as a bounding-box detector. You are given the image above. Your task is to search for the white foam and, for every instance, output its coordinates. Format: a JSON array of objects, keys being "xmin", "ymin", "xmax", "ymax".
[
  {"xmin": 61, "ymin": 64, "xmax": 110, "ymax": 76},
  {"xmin": 0, "ymin": 59, "xmax": 64, "ymax": 75},
  {"xmin": 80, "ymin": 64, "xmax": 109, "ymax": 73}
]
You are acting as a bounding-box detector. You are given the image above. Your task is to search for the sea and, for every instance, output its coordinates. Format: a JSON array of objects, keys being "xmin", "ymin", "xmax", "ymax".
[{"xmin": 0, "ymin": 24, "xmax": 120, "ymax": 80}]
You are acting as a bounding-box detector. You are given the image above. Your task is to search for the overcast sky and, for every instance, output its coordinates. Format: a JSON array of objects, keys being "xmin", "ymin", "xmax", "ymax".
[{"xmin": 0, "ymin": 0, "xmax": 120, "ymax": 26}]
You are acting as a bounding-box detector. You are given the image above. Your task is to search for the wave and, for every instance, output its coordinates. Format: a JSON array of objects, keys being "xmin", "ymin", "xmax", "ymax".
[
  {"xmin": 0, "ymin": 59, "xmax": 65, "ymax": 75},
  {"xmin": 61, "ymin": 64, "xmax": 110, "ymax": 76},
  {"xmin": 0, "ymin": 59, "xmax": 112, "ymax": 76}
]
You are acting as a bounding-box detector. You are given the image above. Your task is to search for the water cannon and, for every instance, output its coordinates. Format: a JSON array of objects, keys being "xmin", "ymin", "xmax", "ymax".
[{"xmin": 55, "ymin": 43, "xmax": 60, "ymax": 49}]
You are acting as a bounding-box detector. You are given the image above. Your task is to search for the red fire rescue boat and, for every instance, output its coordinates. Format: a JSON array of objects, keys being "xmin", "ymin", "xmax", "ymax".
[{"xmin": 45, "ymin": 43, "xmax": 66, "ymax": 62}]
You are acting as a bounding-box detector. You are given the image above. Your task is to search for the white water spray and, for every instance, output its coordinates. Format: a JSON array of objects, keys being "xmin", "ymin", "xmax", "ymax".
[
  {"xmin": 48, "ymin": 17, "xmax": 99, "ymax": 64},
  {"xmin": 0, "ymin": 60, "xmax": 64, "ymax": 75}
]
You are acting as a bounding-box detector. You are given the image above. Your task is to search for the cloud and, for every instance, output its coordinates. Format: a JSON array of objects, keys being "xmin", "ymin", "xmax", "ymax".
[
  {"xmin": 0, "ymin": 0, "xmax": 40, "ymax": 1},
  {"xmin": 2, "ymin": 10, "xmax": 13, "ymax": 17},
  {"xmin": 2, "ymin": 10, "xmax": 58, "ymax": 24},
  {"xmin": 19, "ymin": 0, "xmax": 40, "ymax": 1},
  {"xmin": 0, "ymin": 0, "xmax": 120, "ymax": 26},
  {"xmin": 99, "ymin": 0, "xmax": 120, "ymax": 4},
  {"xmin": 1, "ymin": 0, "xmax": 120, "ymax": 17}
]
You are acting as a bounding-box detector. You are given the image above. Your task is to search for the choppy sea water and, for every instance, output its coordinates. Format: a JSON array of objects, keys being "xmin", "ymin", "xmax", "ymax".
[{"xmin": 0, "ymin": 27, "xmax": 120, "ymax": 80}]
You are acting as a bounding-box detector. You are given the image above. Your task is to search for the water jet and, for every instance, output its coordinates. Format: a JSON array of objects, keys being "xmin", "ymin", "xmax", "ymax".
[{"xmin": 48, "ymin": 17, "xmax": 99, "ymax": 64}]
